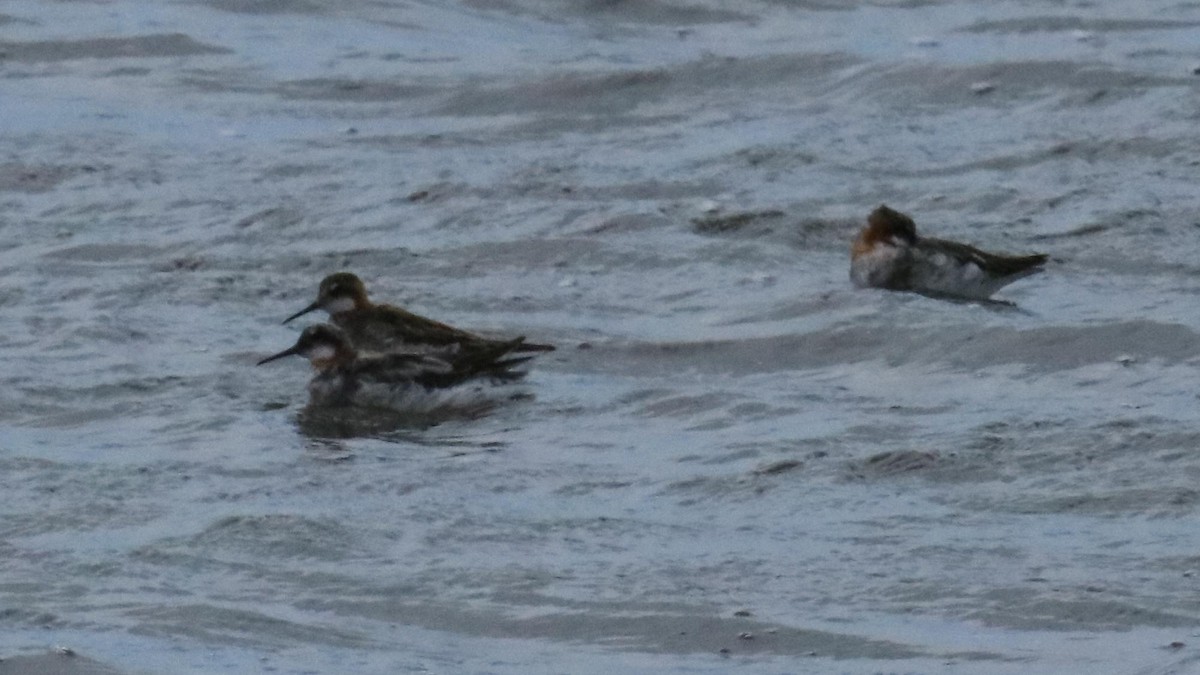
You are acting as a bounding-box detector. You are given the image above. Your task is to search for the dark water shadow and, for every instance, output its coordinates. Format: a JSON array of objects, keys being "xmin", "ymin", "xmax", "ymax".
[
  {"xmin": 293, "ymin": 391, "xmax": 534, "ymax": 447},
  {"xmin": 295, "ymin": 402, "xmax": 500, "ymax": 441},
  {"xmin": 909, "ymin": 289, "xmax": 1035, "ymax": 315}
]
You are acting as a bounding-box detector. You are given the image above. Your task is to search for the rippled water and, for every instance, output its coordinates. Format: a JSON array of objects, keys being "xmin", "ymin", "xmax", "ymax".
[{"xmin": 3, "ymin": 0, "xmax": 1200, "ymax": 673}]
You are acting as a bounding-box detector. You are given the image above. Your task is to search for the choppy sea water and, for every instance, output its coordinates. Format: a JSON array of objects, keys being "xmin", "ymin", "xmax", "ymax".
[{"xmin": 3, "ymin": 0, "xmax": 1200, "ymax": 673}]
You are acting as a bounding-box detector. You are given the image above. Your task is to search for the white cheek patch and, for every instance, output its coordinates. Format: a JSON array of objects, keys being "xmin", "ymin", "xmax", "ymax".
[
  {"xmin": 325, "ymin": 297, "xmax": 355, "ymax": 314},
  {"xmin": 306, "ymin": 344, "xmax": 337, "ymax": 362}
]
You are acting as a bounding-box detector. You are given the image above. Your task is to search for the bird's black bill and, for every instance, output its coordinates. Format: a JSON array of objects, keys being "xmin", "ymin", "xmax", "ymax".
[
  {"xmin": 282, "ymin": 301, "xmax": 320, "ymax": 325},
  {"xmin": 257, "ymin": 345, "xmax": 301, "ymax": 366}
]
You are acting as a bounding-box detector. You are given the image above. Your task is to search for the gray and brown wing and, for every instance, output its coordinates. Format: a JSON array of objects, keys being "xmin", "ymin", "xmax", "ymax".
[
  {"xmin": 351, "ymin": 340, "xmax": 530, "ymax": 389},
  {"xmin": 921, "ymin": 237, "xmax": 1047, "ymax": 279},
  {"xmin": 341, "ymin": 305, "xmax": 554, "ymax": 354},
  {"xmin": 349, "ymin": 352, "xmax": 456, "ymax": 388},
  {"xmin": 445, "ymin": 337, "xmax": 533, "ymax": 384}
]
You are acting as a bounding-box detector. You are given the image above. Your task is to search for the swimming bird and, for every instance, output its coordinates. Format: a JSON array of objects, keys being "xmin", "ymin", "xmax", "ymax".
[
  {"xmin": 283, "ymin": 272, "xmax": 555, "ymax": 355},
  {"xmin": 850, "ymin": 205, "xmax": 1047, "ymax": 300},
  {"xmin": 257, "ymin": 324, "xmax": 532, "ymax": 411}
]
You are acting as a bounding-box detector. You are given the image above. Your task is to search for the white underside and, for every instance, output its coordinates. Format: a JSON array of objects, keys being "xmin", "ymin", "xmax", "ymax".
[
  {"xmin": 352, "ymin": 380, "xmax": 515, "ymax": 413},
  {"xmin": 308, "ymin": 373, "xmax": 522, "ymax": 414},
  {"xmin": 850, "ymin": 245, "xmax": 903, "ymax": 289}
]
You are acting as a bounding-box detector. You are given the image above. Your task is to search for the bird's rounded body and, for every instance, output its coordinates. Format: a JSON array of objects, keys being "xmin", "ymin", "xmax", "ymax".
[
  {"xmin": 258, "ymin": 324, "xmax": 531, "ymax": 414},
  {"xmin": 306, "ymin": 363, "xmax": 505, "ymax": 413},
  {"xmin": 851, "ymin": 205, "xmax": 1047, "ymax": 300},
  {"xmin": 284, "ymin": 272, "xmax": 555, "ymax": 356}
]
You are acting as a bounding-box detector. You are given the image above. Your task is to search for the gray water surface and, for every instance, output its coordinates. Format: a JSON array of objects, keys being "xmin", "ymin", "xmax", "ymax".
[{"xmin": 3, "ymin": 0, "xmax": 1200, "ymax": 673}]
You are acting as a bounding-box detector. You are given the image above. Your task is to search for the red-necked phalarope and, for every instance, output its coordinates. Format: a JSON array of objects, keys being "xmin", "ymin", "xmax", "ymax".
[
  {"xmin": 851, "ymin": 205, "xmax": 1047, "ymax": 300},
  {"xmin": 257, "ymin": 324, "xmax": 531, "ymax": 411},
  {"xmin": 283, "ymin": 272, "xmax": 555, "ymax": 355}
]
